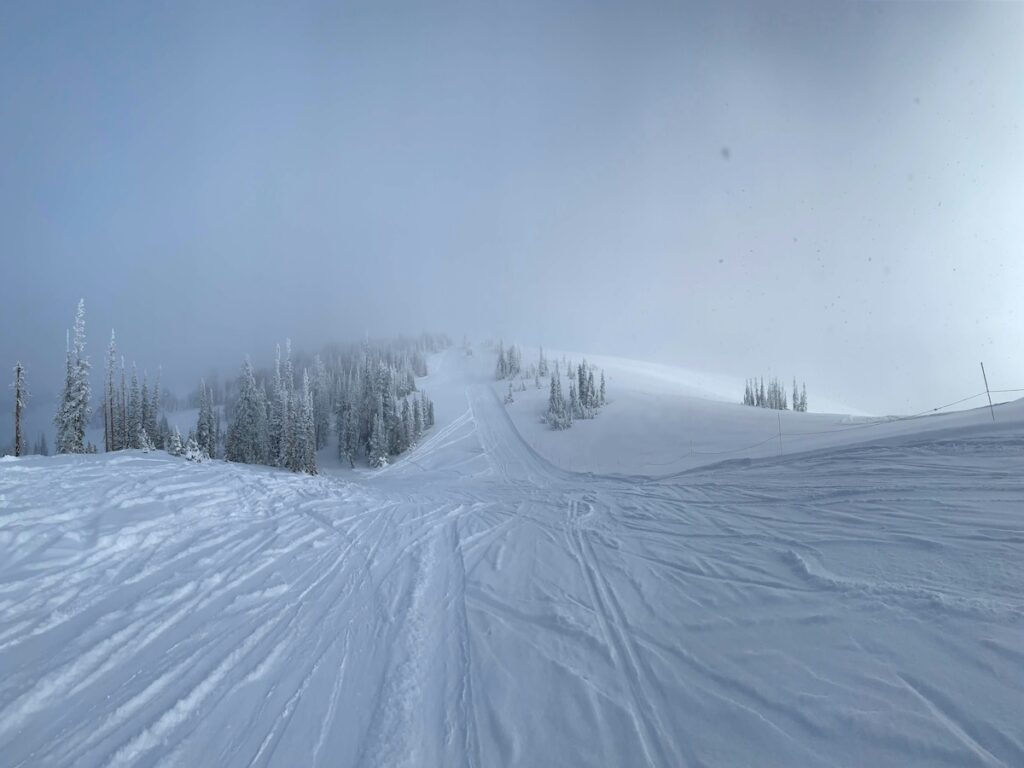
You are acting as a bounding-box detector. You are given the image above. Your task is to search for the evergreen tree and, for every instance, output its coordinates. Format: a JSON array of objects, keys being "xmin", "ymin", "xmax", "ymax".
[
  {"xmin": 196, "ymin": 379, "xmax": 215, "ymax": 458},
  {"xmin": 339, "ymin": 389, "xmax": 358, "ymax": 467},
  {"xmin": 546, "ymin": 364, "xmax": 569, "ymax": 430},
  {"xmin": 268, "ymin": 343, "xmax": 284, "ymax": 463},
  {"xmin": 36, "ymin": 432, "xmax": 49, "ymax": 456},
  {"xmin": 166, "ymin": 426, "xmax": 184, "ymax": 456},
  {"xmin": 226, "ymin": 357, "xmax": 265, "ymax": 464},
  {"xmin": 368, "ymin": 411, "xmax": 388, "ymax": 467},
  {"xmin": 55, "ymin": 299, "xmax": 90, "ymax": 454},
  {"xmin": 105, "ymin": 330, "xmax": 117, "ymax": 451},
  {"xmin": 412, "ymin": 396, "xmax": 423, "ymax": 443},
  {"xmin": 495, "ymin": 341, "xmax": 508, "ymax": 379},
  {"xmin": 183, "ymin": 434, "xmax": 204, "ymax": 462},
  {"xmin": 11, "ymin": 361, "xmax": 27, "ymax": 457},
  {"xmin": 128, "ymin": 364, "xmax": 141, "ymax": 448},
  {"xmin": 401, "ymin": 397, "xmax": 414, "ymax": 450},
  {"xmin": 298, "ymin": 369, "xmax": 317, "ymax": 474},
  {"xmin": 600, "ymin": 371, "xmax": 606, "ymax": 405},
  {"xmin": 141, "ymin": 372, "xmax": 151, "ymax": 441},
  {"xmin": 119, "ymin": 357, "xmax": 128, "ymax": 450},
  {"xmin": 151, "ymin": 367, "xmax": 163, "ymax": 448},
  {"xmin": 312, "ymin": 355, "xmax": 330, "ymax": 450}
]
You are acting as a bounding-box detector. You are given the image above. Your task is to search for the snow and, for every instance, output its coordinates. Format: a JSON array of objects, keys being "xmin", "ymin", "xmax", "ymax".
[
  {"xmin": 498, "ymin": 347, "xmax": 1019, "ymax": 476},
  {"xmin": 1, "ymin": 347, "xmax": 1022, "ymax": 767}
]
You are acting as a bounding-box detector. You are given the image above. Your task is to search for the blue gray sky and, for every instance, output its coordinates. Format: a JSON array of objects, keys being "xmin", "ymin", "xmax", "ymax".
[{"xmin": 1, "ymin": 1, "xmax": 1021, "ymax": 413}]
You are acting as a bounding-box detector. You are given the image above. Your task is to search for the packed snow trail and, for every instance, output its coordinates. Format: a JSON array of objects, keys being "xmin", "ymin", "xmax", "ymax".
[{"xmin": 1, "ymin": 355, "xmax": 1022, "ymax": 766}]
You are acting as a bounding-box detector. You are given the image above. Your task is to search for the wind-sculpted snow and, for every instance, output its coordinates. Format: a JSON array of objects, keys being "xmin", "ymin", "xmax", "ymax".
[{"xmin": 1, "ymin": 354, "xmax": 1022, "ymax": 766}]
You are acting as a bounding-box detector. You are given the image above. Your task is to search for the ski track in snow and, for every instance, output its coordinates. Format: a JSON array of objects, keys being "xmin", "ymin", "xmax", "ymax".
[{"xmin": 1, "ymin": 350, "xmax": 1022, "ymax": 767}]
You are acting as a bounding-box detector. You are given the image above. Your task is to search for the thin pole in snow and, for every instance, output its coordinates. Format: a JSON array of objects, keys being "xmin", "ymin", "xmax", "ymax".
[{"xmin": 980, "ymin": 362, "xmax": 995, "ymax": 422}]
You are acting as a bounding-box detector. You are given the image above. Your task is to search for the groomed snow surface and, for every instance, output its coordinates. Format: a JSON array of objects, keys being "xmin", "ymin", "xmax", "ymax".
[{"xmin": 1, "ymin": 348, "xmax": 1022, "ymax": 767}]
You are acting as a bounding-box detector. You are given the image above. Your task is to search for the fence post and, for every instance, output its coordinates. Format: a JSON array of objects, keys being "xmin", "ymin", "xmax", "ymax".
[{"xmin": 980, "ymin": 362, "xmax": 995, "ymax": 422}]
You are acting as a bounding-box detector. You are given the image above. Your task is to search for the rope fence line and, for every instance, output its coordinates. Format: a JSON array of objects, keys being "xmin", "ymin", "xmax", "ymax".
[{"xmin": 640, "ymin": 385, "xmax": 1023, "ymax": 468}]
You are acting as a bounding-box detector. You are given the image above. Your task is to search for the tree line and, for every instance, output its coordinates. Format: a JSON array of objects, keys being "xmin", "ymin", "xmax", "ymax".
[
  {"xmin": 743, "ymin": 376, "xmax": 808, "ymax": 412},
  {"xmin": 10, "ymin": 299, "xmax": 446, "ymax": 474}
]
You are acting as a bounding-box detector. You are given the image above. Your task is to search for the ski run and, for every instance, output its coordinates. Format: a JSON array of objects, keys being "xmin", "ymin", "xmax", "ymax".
[{"xmin": 1, "ymin": 348, "xmax": 1022, "ymax": 767}]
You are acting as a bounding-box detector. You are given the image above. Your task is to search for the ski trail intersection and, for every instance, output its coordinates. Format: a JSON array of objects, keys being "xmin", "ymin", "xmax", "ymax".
[{"xmin": 1, "ymin": 356, "xmax": 1022, "ymax": 766}]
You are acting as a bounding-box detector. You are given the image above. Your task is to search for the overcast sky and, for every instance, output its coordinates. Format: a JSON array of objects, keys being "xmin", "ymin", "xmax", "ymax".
[{"xmin": 1, "ymin": 0, "xmax": 1021, "ymax": 414}]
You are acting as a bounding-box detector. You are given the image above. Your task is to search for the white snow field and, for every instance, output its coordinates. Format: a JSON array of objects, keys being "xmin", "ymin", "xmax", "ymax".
[{"xmin": 1, "ymin": 348, "xmax": 1022, "ymax": 767}]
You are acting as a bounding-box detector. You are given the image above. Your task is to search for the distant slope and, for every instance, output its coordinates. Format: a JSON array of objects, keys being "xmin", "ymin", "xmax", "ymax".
[{"xmin": 491, "ymin": 347, "xmax": 1023, "ymax": 476}]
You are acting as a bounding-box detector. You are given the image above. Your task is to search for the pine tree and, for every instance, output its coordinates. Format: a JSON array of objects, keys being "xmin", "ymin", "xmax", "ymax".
[
  {"xmin": 141, "ymin": 372, "xmax": 151, "ymax": 441},
  {"xmin": 36, "ymin": 432, "xmax": 49, "ymax": 456},
  {"xmin": 800, "ymin": 383, "xmax": 808, "ymax": 413},
  {"xmin": 167, "ymin": 426, "xmax": 184, "ymax": 456},
  {"xmin": 196, "ymin": 379, "xmax": 215, "ymax": 458},
  {"xmin": 368, "ymin": 411, "xmax": 388, "ymax": 467},
  {"xmin": 150, "ymin": 367, "xmax": 163, "ymax": 448},
  {"xmin": 55, "ymin": 299, "xmax": 90, "ymax": 454},
  {"xmin": 600, "ymin": 371, "xmax": 606, "ymax": 405},
  {"xmin": 412, "ymin": 396, "xmax": 423, "ymax": 443},
  {"xmin": 105, "ymin": 330, "xmax": 117, "ymax": 451},
  {"xmin": 268, "ymin": 343, "xmax": 284, "ymax": 463},
  {"xmin": 495, "ymin": 341, "xmax": 507, "ymax": 379},
  {"xmin": 119, "ymin": 357, "xmax": 128, "ymax": 450},
  {"xmin": 184, "ymin": 434, "xmax": 204, "ymax": 462},
  {"xmin": 546, "ymin": 364, "xmax": 569, "ymax": 430},
  {"xmin": 128, "ymin": 364, "xmax": 141, "ymax": 448},
  {"xmin": 11, "ymin": 361, "xmax": 27, "ymax": 457},
  {"xmin": 312, "ymin": 355, "xmax": 330, "ymax": 451},
  {"xmin": 158, "ymin": 415, "xmax": 170, "ymax": 448},
  {"xmin": 401, "ymin": 397, "xmax": 414, "ymax": 450},
  {"xmin": 226, "ymin": 358, "xmax": 264, "ymax": 464},
  {"xmin": 298, "ymin": 369, "xmax": 317, "ymax": 474}
]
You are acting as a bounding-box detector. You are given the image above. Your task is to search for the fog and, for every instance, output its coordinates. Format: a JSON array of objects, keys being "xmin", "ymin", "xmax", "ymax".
[{"xmin": 2, "ymin": 1, "xmax": 1021, "ymax": 414}]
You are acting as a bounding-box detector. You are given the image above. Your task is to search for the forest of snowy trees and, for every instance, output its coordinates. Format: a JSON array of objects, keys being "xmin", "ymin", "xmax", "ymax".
[
  {"xmin": 222, "ymin": 336, "xmax": 441, "ymax": 474},
  {"xmin": 10, "ymin": 299, "xmax": 447, "ymax": 473},
  {"xmin": 743, "ymin": 376, "xmax": 808, "ymax": 412},
  {"xmin": 495, "ymin": 343, "xmax": 607, "ymax": 431}
]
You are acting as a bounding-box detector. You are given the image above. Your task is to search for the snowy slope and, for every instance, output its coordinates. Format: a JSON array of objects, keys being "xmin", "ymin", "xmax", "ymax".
[
  {"xmin": 495, "ymin": 348, "xmax": 1019, "ymax": 476},
  {"xmin": 1, "ymin": 348, "xmax": 1022, "ymax": 767}
]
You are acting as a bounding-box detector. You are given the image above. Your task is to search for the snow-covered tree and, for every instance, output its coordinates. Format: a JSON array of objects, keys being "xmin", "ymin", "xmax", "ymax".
[
  {"xmin": 128, "ymin": 364, "xmax": 141, "ymax": 448},
  {"xmin": 268, "ymin": 343, "xmax": 284, "ymax": 464},
  {"xmin": 183, "ymin": 434, "xmax": 205, "ymax": 462},
  {"xmin": 297, "ymin": 369, "xmax": 317, "ymax": 474},
  {"xmin": 368, "ymin": 411, "xmax": 388, "ymax": 468},
  {"xmin": 166, "ymin": 426, "xmax": 184, "ymax": 456},
  {"xmin": 226, "ymin": 357, "xmax": 266, "ymax": 465},
  {"xmin": 54, "ymin": 299, "xmax": 91, "ymax": 454},
  {"xmin": 105, "ymin": 330, "xmax": 117, "ymax": 451},
  {"xmin": 412, "ymin": 396, "xmax": 424, "ymax": 443},
  {"xmin": 312, "ymin": 355, "xmax": 331, "ymax": 450},
  {"xmin": 138, "ymin": 425, "xmax": 155, "ymax": 453},
  {"xmin": 546, "ymin": 364, "xmax": 570, "ymax": 430},
  {"xmin": 11, "ymin": 361, "xmax": 27, "ymax": 457},
  {"xmin": 196, "ymin": 379, "xmax": 216, "ymax": 459}
]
